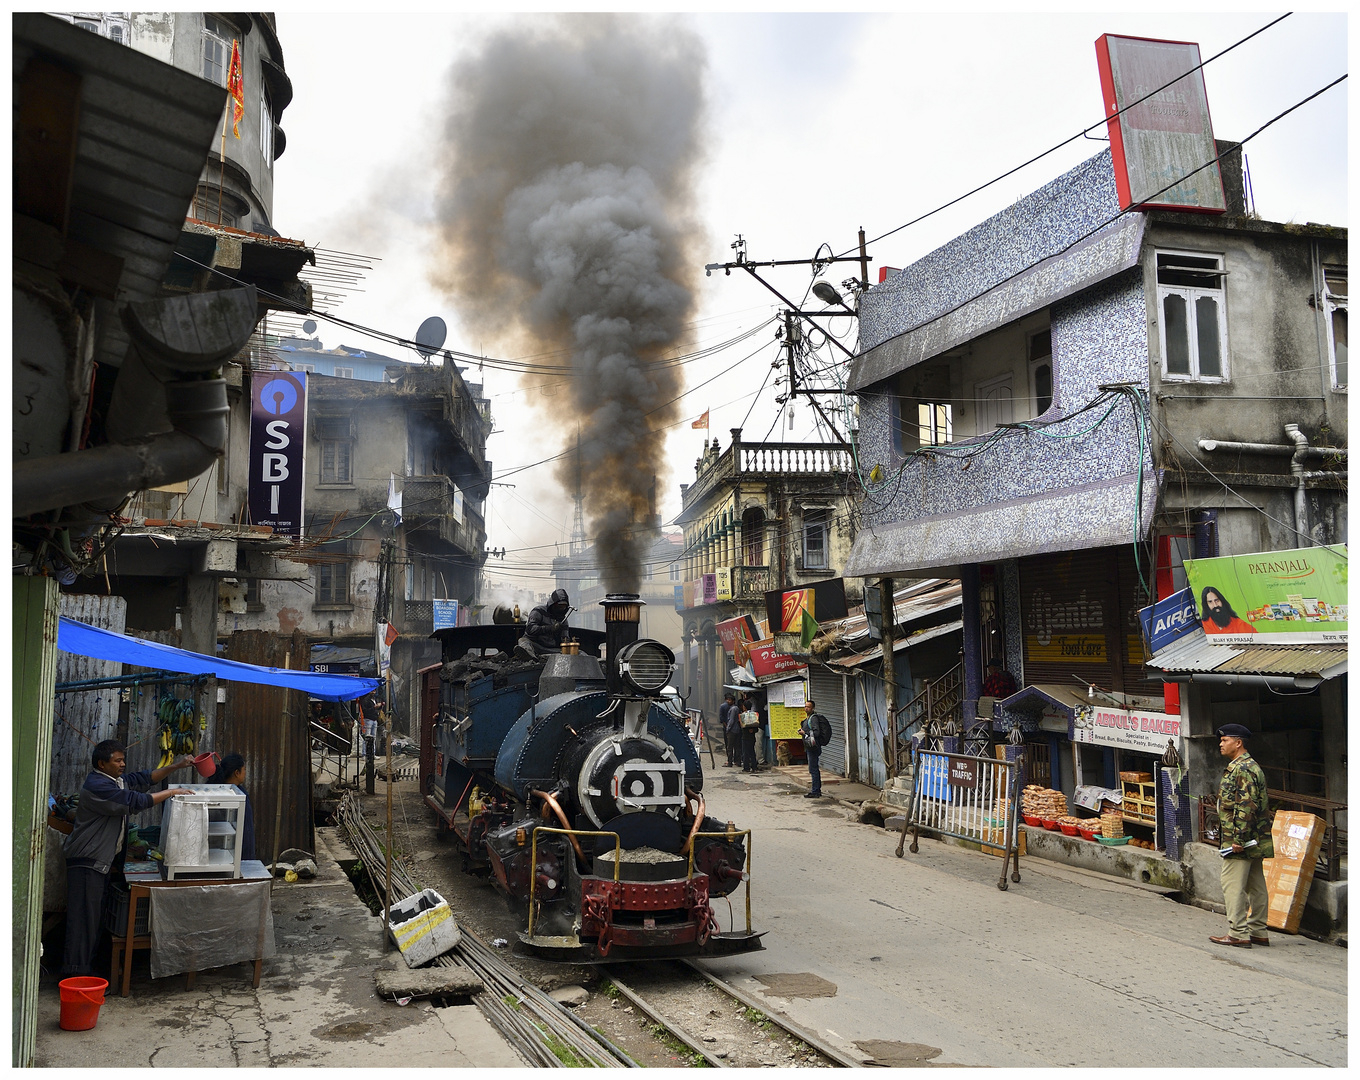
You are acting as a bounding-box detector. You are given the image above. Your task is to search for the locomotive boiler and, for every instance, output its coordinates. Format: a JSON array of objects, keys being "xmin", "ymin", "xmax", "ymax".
[{"xmin": 423, "ymin": 593, "xmax": 761, "ymax": 962}]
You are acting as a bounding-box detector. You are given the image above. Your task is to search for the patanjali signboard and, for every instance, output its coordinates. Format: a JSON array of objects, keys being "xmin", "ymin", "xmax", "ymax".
[
  {"xmin": 248, "ymin": 371, "xmax": 307, "ymax": 537},
  {"xmin": 1096, "ymin": 34, "xmax": 1226, "ymax": 213},
  {"xmin": 1184, "ymin": 547, "xmax": 1348, "ymax": 644},
  {"xmin": 1073, "ymin": 706, "xmax": 1183, "ymax": 756}
]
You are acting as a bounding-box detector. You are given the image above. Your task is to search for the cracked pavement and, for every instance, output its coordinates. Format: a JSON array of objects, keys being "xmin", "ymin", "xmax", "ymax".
[{"xmin": 34, "ymin": 830, "xmax": 521, "ymax": 1068}]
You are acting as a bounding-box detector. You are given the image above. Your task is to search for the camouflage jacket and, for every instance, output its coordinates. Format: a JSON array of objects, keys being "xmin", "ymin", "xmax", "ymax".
[{"xmin": 1217, "ymin": 752, "xmax": 1274, "ymax": 858}]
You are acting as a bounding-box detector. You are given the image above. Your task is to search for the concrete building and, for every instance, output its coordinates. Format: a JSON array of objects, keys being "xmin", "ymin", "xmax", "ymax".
[
  {"xmin": 674, "ymin": 429, "xmax": 862, "ymax": 731},
  {"xmin": 220, "ymin": 347, "xmax": 492, "ymax": 735},
  {"xmin": 845, "ymin": 143, "xmax": 1346, "ymax": 896}
]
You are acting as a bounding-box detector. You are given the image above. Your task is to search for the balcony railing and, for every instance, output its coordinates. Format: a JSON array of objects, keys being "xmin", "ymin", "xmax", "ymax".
[
  {"xmin": 733, "ymin": 565, "xmax": 772, "ymax": 599},
  {"xmin": 739, "ymin": 442, "xmax": 851, "ymax": 475},
  {"xmin": 402, "ymin": 476, "xmax": 487, "ymax": 556}
]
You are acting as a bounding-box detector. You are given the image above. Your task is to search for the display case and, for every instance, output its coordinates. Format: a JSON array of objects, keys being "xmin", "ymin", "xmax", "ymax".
[{"xmin": 160, "ymin": 784, "xmax": 246, "ymax": 880}]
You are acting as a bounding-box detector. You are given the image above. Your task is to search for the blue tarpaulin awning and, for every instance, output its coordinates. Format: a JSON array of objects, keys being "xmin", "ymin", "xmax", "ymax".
[{"xmin": 57, "ymin": 617, "xmax": 381, "ymax": 701}]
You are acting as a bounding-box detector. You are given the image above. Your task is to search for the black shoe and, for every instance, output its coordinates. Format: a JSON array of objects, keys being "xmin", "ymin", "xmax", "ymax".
[{"xmin": 804, "ymin": 792, "xmax": 821, "ymax": 799}]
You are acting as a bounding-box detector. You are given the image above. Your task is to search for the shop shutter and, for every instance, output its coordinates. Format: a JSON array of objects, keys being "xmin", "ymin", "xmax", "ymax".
[
  {"xmin": 1019, "ymin": 548, "xmax": 1119, "ymax": 693},
  {"xmin": 809, "ymin": 667, "xmax": 847, "ymax": 776}
]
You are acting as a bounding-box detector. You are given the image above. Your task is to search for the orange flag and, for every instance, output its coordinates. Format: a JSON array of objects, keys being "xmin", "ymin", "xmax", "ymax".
[
  {"xmin": 227, "ymin": 39, "xmax": 244, "ymax": 137},
  {"xmin": 691, "ymin": 409, "xmax": 710, "ymax": 430}
]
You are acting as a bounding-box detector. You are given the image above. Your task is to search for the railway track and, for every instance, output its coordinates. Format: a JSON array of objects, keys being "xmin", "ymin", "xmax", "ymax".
[{"xmin": 338, "ymin": 791, "xmax": 861, "ymax": 1068}]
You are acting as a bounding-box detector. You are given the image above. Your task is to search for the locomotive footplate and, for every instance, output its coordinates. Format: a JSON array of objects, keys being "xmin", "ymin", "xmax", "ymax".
[{"xmin": 514, "ymin": 930, "xmax": 765, "ymax": 964}]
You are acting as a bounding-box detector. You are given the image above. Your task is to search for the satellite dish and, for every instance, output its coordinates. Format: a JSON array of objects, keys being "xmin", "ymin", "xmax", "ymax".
[
  {"xmin": 302, "ymin": 319, "xmax": 318, "ymax": 336},
  {"xmin": 415, "ymin": 316, "xmax": 448, "ymax": 360}
]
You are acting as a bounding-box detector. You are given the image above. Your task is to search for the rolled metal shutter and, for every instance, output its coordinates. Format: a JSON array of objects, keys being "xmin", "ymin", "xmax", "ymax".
[
  {"xmin": 1019, "ymin": 548, "xmax": 1119, "ymax": 693},
  {"xmin": 809, "ymin": 667, "xmax": 847, "ymax": 776}
]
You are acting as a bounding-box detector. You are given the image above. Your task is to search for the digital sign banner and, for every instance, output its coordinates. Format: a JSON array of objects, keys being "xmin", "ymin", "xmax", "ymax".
[
  {"xmin": 1184, "ymin": 547, "xmax": 1347, "ymax": 644},
  {"xmin": 1096, "ymin": 34, "xmax": 1226, "ymax": 213},
  {"xmin": 765, "ymin": 578, "xmax": 849, "ymax": 632},
  {"xmin": 248, "ymin": 371, "xmax": 308, "ymax": 537}
]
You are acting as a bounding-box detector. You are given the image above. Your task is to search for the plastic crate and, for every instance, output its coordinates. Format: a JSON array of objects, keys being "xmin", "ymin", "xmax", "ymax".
[{"xmin": 104, "ymin": 883, "xmax": 149, "ymax": 938}]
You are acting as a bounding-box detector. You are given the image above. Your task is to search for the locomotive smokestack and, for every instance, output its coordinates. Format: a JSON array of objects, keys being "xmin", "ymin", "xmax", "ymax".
[{"xmin": 602, "ymin": 592, "xmax": 642, "ymax": 697}]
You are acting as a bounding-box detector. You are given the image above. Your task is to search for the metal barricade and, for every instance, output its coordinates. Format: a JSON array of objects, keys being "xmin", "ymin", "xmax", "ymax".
[{"xmin": 895, "ymin": 750, "xmax": 1023, "ymax": 891}]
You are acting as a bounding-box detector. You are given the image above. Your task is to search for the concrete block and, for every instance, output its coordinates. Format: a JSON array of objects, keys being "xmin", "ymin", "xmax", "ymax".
[
  {"xmin": 193, "ymin": 537, "xmax": 237, "ymax": 574},
  {"xmin": 1021, "ymin": 826, "xmax": 1186, "ymax": 891},
  {"xmin": 374, "ymin": 966, "xmax": 483, "ymax": 999}
]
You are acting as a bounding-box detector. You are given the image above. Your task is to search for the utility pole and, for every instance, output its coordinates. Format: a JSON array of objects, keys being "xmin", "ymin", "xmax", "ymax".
[
  {"xmin": 879, "ymin": 577, "xmax": 896, "ymax": 778},
  {"xmin": 858, "ymin": 227, "xmax": 870, "ymax": 291}
]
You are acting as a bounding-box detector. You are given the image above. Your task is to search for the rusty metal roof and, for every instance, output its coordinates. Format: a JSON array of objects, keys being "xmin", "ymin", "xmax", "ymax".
[
  {"xmin": 828, "ymin": 619, "xmax": 964, "ymax": 669},
  {"xmin": 1146, "ymin": 630, "xmax": 1348, "ymax": 679}
]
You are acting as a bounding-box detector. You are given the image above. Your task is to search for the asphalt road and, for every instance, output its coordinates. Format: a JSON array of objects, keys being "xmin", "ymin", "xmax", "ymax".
[{"xmin": 692, "ymin": 766, "xmax": 1347, "ymax": 1068}]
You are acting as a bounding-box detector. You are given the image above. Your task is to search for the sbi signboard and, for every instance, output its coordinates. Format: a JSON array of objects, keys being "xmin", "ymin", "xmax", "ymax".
[{"xmin": 248, "ymin": 372, "xmax": 308, "ymax": 537}]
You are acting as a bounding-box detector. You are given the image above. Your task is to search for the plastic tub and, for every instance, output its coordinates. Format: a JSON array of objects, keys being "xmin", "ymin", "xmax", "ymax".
[
  {"xmin": 58, "ymin": 977, "xmax": 107, "ymax": 1031},
  {"xmin": 1096, "ymin": 834, "xmax": 1130, "ymax": 846},
  {"xmin": 1041, "ymin": 819, "xmax": 1059, "ymax": 831},
  {"xmin": 1059, "ymin": 822, "xmax": 1079, "ymax": 836},
  {"xmin": 1023, "ymin": 814, "xmax": 1041, "ymax": 827}
]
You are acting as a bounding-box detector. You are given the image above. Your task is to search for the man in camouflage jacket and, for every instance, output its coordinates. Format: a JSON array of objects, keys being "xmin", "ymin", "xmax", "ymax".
[{"xmin": 1211, "ymin": 723, "xmax": 1274, "ymax": 947}]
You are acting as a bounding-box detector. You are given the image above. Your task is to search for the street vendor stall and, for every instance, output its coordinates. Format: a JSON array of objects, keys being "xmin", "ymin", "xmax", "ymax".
[{"xmin": 55, "ymin": 617, "xmax": 380, "ymax": 994}]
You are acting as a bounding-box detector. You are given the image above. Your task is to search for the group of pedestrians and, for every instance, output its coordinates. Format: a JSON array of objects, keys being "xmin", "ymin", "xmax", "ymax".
[{"xmin": 719, "ymin": 692, "xmax": 764, "ymax": 772}]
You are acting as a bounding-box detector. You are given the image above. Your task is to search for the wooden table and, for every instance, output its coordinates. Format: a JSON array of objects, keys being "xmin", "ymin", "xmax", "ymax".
[{"xmin": 113, "ymin": 859, "xmax": 273, "ymax": 997}]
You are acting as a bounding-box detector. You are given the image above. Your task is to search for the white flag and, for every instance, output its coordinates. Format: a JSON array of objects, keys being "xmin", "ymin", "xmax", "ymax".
[{"xmin": 387, "ymin": 473, "xmax": 402, "ymax": 524}]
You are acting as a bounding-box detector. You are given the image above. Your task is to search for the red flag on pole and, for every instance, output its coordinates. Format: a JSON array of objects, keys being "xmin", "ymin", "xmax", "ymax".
[
  {"xmin": 227, "ymin": 39, "xmax": 244, "ymax": 137},
  {"xmin": 691, "ymin": 409, "xmax": 710, "ymax": 430}
]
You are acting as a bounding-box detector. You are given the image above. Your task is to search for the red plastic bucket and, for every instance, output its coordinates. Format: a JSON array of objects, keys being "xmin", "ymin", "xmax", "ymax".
[
  {"xmin": 192, "ymin": 751, "xmax": 220, "ymax": 778},
  {"xmin": 58, "ymin": 977, "xmax": 107, "ymax": 1031}
]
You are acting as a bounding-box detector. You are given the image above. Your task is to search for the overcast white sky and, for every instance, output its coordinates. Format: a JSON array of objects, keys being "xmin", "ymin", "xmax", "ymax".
[{"xmin": 272, "ymin": 11, "xmax": 1347, "ymax": 597}]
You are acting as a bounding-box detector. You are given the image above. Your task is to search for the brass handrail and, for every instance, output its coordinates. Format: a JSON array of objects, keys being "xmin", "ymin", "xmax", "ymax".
[{"xmin": 527, "ymin": 827, "xmax": 621, "ymax": 937}]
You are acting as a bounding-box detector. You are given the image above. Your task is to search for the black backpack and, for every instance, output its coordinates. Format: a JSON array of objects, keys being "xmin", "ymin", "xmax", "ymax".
[{"xmin": 811, "ymin": 714, "xmax": 832, "ymax": 747}]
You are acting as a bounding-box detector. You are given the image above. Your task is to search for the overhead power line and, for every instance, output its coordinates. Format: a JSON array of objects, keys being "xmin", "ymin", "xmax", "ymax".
[{"xmin": 837, "ymin": 12, "xmax": 1294, "ymax": 259}]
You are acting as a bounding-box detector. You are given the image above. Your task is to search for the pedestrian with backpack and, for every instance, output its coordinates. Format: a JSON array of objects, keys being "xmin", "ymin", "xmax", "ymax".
[{"xmin": 799, "ymin": 700, "xmax": 832, "ymax": 799}]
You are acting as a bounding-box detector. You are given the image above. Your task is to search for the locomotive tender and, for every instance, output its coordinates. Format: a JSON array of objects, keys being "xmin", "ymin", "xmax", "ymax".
[{"xmin": 423, "ymin": 593, "xmax": 762, "ymax": 962}]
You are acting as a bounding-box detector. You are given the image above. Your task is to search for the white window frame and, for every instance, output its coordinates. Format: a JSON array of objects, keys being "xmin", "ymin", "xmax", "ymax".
[
  {"xmin": 260, "ymin": 95, "xmax": 274, "ymax": 166},
  {"xmin": 917, "ymin": 401, "xmax": 952, "ymax": 447},
  {"xmin": 202, "ymin": 16, "xmax": 230, "ymax": 87},
  {"xmin": 974, "ymin": 373, "xmax": 1015, "ymax": 434},
  {"xmin": 801, "ymin": 508, "xmax": 830, "ymax": 570},
  {"xmin": 62, "ymin": 13, "xmax": 130, "ymax": 44},
  {"xmin": 334, "ymin": 367, "xmax": 354, "ymax": 379},
  {"xmin": 1155, "ymin": 249, "xmax": 1230, "ymax": 384},
  {"xmin": 1323, "ymin": 268, "xmax": 1347, "ymax": 393}
]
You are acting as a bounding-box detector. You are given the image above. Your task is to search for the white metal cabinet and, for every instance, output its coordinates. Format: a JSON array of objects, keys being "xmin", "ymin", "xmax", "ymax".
[{"xmin": 161, "ymin": 785, "xmax": 246, "ymax": 880}]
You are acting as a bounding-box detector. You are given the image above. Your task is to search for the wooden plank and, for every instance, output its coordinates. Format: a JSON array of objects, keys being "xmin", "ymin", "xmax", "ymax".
[
  {"xmin": 13, "ymin": 577, "xmax": 60, "ymax": 1067},
  {"xmin": 15, "ymin": 58, "xmax": 81, "ymax": 234}
]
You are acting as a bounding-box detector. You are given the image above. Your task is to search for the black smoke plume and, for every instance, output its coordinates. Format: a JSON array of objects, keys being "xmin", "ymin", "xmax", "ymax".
[{"xmin": 432, "ymin": 16, "xmax": 707, "ymax": 591}]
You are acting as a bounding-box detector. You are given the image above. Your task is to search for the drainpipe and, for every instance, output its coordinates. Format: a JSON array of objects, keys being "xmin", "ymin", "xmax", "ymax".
[
  {"xmin": 1284, "ymin": 424, "xmax": 1312, "ymax": 548},
  {"xmin": 13, "ymin": 286, "xmax": 257, "ymax": 518}
]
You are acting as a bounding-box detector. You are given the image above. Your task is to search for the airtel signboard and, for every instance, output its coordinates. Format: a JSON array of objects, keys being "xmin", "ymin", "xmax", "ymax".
[{"xmin": 248, "ymin": 371, "xmax": 308, "ymax": 537}]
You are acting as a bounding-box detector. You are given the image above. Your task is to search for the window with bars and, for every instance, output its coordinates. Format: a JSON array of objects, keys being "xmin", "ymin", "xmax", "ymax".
[
  {"xmin": 316, "ymin": 417, "xmax": 353, "ymax": 485},
  {"xmin": 1323, "ymin": 268, "xmax": 1347, "ymax": 391},
  {"xmin": 1156, "ymin": 251, "xmax": 1229, "ymax": 382}
]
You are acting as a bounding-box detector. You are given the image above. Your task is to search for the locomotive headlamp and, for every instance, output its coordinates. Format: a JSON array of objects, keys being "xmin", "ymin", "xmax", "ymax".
[{"xmin": 616, "ymin": 639, "xmax": 675, "ymax": 696}]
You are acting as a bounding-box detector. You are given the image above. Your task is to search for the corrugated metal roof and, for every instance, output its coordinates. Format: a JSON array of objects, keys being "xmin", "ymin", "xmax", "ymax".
[
  {"xmin": 835, "ymin": 579, "xmax": 961, "ymax": 645},
  {"xmin": 1146, "ymin": 629, "xmax": 1348, "ymax": 678},
  {"xmin": 829, "ymin": 619, "xmax": 964, "ymax": 669},
  {"xmin": 14, "ymin": 14, "xmax": 229, "ymax": 367}
]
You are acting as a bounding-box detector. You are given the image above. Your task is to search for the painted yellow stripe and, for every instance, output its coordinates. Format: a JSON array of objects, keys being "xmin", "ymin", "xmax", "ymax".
[{"xmin": 392, "ymin": 905, "xmax": 452, "ymax": 949}]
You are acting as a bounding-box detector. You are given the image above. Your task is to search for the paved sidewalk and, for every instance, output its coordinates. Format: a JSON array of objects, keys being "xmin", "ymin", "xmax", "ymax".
[
  {"xmin": 35, "ymin": 831, "xmax": 521, "ymax": 1068},
  {"xmin": 695, "ymin": 765, "xmax": 1348, "ymax": 1067}
]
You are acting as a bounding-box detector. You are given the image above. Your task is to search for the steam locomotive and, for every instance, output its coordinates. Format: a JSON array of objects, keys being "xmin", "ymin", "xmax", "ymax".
[{"xmin": 421, "ymin": 593, "xmax": 762, "ymax": 962}]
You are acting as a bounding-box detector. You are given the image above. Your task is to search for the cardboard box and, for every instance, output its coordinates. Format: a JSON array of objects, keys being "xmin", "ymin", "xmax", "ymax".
[{"xmin": 1263, "ymin": 811, "xmax": 1325, "ymax": 934}]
